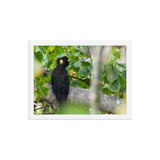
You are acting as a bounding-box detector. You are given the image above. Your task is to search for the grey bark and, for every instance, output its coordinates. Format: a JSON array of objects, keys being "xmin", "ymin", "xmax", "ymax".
[{"xmin": 39, "ymin": 83, "xmax": 125, "ymax": 114}]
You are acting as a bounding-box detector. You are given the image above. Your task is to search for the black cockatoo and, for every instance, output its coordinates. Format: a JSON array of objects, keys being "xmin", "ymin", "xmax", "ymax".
[{"xmin": 51, "ymin": 56, "xmax": 69, "ymax": 113}]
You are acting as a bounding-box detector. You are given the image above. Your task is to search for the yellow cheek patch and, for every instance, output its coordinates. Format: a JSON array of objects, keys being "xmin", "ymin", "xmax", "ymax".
[{"xmin": 60, "ymin": 59, "xmax": 63, "ymax": 64}]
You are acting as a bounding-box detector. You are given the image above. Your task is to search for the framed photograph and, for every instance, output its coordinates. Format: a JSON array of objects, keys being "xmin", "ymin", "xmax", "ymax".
[{"xmin": 26, "ymin": 38, "xmax": 134, "ymax": 122}]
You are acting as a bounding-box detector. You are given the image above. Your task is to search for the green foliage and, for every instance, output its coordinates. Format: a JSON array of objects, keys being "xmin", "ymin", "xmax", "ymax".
[
  {"xmin": 119, "ymin": 86, "xmax": 126, "ymax": 94},
  {"xmin": 103, "ymin": 87, "xmax": 111, "ymax": 95},
  {"xmin": 122, "ymin": 70, "xmax": 126, "ymax": 80},
  {"xmin": 101, "ymin": 47, "xmax": 126, "ymax": 96},
  {"xmin": 79, "ymin": 67, "xmax": 90, "ymax": 77},
  {"xmin": 117, "ymin": 63, "xmax": 126, "ymax": 69},
  {"xmin": 74, "ymin": 61, "xmax": 82, "ymax": 68},
  {"xmin": 34, "ymin": 46, "xmax": 37, "ymax": 52},
  {"xmin": 111, "ymin": 47, "xmax": 121, "ymax": 59},
  {"xmin": 106, "ymin": 65, "xmax": 119, "ymax": 83},
  {"xmin": 46, "ymin": 60, "xmax": 52, "ymax": 68},
  {"xmin": 34, "ymin": 51, "xmax": 43, "ymax": 63},
  {"xmin": 41, "ymin": 87, "xmax": 49, "ymax": 98},
  {"xmin": 34, "ymin": 45, "xmax": 126, "ymax": 114},
  {"xmin": 34, "ymin": 78, "xmax": 49, "ymax": 102},
  {"xmin": 108, "ymin": 80, "xmax": 121, "ymax": 92},
  {"xmin": 38, "ymin": 46, "xmax": 49, "ymax": 54},
  {"xmin": 57, "ymin": 46, "xmax": 63, "ymax": 55},
  {"xmin": 119, "ymin": 76, "xmax": 126, "ymax": 89},
  {"xmin": 35, "ymin": 86, "xmax": 42, "ymax": 102}
]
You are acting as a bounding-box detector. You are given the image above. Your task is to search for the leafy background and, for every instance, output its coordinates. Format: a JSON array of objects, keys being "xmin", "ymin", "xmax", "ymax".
[{"xmin": 34, "ymin": 46, "xmax": 126, "ymax": 114}]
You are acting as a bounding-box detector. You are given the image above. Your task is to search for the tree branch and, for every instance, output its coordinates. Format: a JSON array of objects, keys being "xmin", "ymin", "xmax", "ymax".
[
  {"xmin": 44, "ymin": 71, "xmax": 89, "ymax": 85},
  {"xmin": 39, "ymin": 83, "xmax": 125, "ymax": 114},
  {"xmin": 34, "ymin": 106, "xmax": 44, "ymax": 111},
  {"xmin": 42, "ymin": 103, "xmax": 48, "ymax": 114}
]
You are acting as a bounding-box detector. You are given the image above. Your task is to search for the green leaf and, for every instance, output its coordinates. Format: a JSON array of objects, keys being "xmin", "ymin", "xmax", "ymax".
[
  {"xmin": 122, "ymin": 70, "xmax": 126, "ymax": 80},
  {"xmin": 119, "ymin": 76, "xmax": 126, "ymax": 89},
  {"xmin": 74, "ymin": 61, "xmax": 82, "ymax": 68},
  {"xmin": 104, "ymin": 65, "xmax": 107, "ymax": 71},
  {"xmin": 41, "ymin": 86, "xmax": 49, "ymax": 98},
  {"xmin": 50, "ymin": 51, "xmax": 58, "ymax": 59},
  {"xmin": 104, "ymin": 65, "xmax": 109, "ymax": 71},
  {"xmin": 36, "ymin": 95, "xmax": 41, "ymax": 102},
  {"xmin": 83, "ymin": 83, "xmax": 90, "ymax": 89},
  {"xmin": 34, "ymin": 51, "xmax": 43, "ymax": 63},
  {"xmin": 43, "ymin": 46, "xmax": 49, "ymax": 53},
  {"xmin": 108, "ymin": 80, "xmax": 121, "ymax": 92},
  {"xmin": 44, "ymin": 74, "xmax": 51, "ymax": 83},
  {"xmin": 106, "ymin": 65, "xmax": 119, "ymax": 83},
  {"xmin": 81, "ymin": 61, "xmax": 91, "ymax": 67},
  {"xmin": 36, "ymin": 82, "xmax": 49, "ymax": 100},
  {"xmin": 34, "ymin": 46, "xmax": 37, "ymax": 52},
  {"xmin": 69, "ymin": 60, "xmax": 75, "ymax": 65},
  {"xmin": 79, "ymin": 52, "xmax": 86, "ymax": 58},
  {"xmin": 37, "ymin": 80, "xmax": 43, "ymax": 88},
  {"xmin": 71, "ymin": 80, "xmax": 78, "ymax": 87},
  {"xmin": 34, "ymin": 88, "xmax": 42, "ymax": 102},
  {"xmin": 77, "ymin": 80, "xmax": 84, "ymax": 88},
  {"xmin": 34, "ymin": 91, "xmax": 38, "ymax": 99},
  {"xmin": 38, "ymin": 46, "xmax": 44, "ymax": 52},
  {"xmin": 115, "ymin": 51, "xmax": 121, "ymax": 59},
  {"xmin": 47, "ymin": 51, "xmax": 50, "ymax": 60},
  {"xmin": 43, "ymin": 54, "xmax": 47, "ymax": 63},
  {"xmin": 34, "ymin": 79, "xmax": 37, "ymax": 86},
  {"xmin": 46, "ymin": 60, "xmax": 52, "ymax": 68},
  {"xmin": 112, "ymin": 61, "xmax": 117, "ymax": 68},
  {"xmin": 103, "ymin": 83, "xmax": 109, "ymax": 88},
  {"xmin": 117, "ymin": 63, "xmax": 126, "ymax": 69},
  {"xmin": 49, "ymin": 46, "xmax": 55, "ymax": 51},
  {"xmin": 84, "ymin": 78, "xmax": 90, "ymax": 84},
  {"xmin": 80, "ymin": 46, "xmax": 86, "ymax": 51},
  {"xmin": 104, "ymin": 77, "xmax": 110, "ymax": 83},
  {"xmin": 111, "ymin": 47, "xmax": 117, "ymax": 55},
  {"xmin": 70, "ymin": 54, "xmax": 79, "ymax": 61},
  {"xmin": 38, "ymin": 46, "xmax": 49, "ymax": 54},
  {"xmin": 70, "ymin": 66, "xmax": 79, "ymax": 72},
  {"xmin": 79, "ymin": 67, "xmax": 90, "ymax": 77},
  {"xmin": 56, "ymin": 47, "xmax": 63, "ymax": 55},
  {"xmin": 104, "ymin": 62, "xmax": 112, "ymax": 68},
  {"xmin": 119, "ymin": 86, "xmax": 126, "ymax": 94},
  {"xmin": 36, "ymin": 86, "xmax": 42, "ymax": 96},
  {"xmin": 103, "ymin": 88, "xmax": 111, "ymax": 95},
  {"xmin": 74, "ymin": 53, "xmax": 80, "ymax": 57},
  {"xmin": 73, "ymin": 46, "xmax": 78, "ymax": 49},
  {"xmin": 110, "ymin": 47, "xmax": 121, "ymax": 60},
  {"xmin": 60, "ymin": 51, "xmax": 66, "ymax": 57}
]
